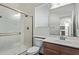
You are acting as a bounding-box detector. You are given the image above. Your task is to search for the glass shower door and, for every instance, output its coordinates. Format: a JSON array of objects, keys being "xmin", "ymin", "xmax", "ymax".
[{"xmin": 0, "ymin": 4, "xmax": 26, "ymax": 55}]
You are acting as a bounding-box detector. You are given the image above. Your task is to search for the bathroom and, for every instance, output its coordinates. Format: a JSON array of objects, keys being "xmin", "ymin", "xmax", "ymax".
[{"xmin": 0, "ymin": 3, "xmax": 79, "ymax": 55}]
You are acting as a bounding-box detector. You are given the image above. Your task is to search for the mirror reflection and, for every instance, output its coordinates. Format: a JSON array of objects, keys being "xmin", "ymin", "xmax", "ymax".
[{"xmin": 49, "ymin": 3, "xmax": 79, "ymax": 37}]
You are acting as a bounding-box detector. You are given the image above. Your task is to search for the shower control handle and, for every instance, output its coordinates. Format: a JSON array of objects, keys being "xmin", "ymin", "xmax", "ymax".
[{"xmin": 27, "ymin": 27, "xmax": 29, "ymax": 30}]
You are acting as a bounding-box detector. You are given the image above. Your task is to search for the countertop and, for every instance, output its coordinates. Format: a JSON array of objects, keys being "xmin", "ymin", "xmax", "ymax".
[
  {"xmin": 34, "ymin": 34, "xmax": 79, "ymax": 49},
  {"xmin": 43, "ymin": 36, "xmax": 79, "ymax": 49}
]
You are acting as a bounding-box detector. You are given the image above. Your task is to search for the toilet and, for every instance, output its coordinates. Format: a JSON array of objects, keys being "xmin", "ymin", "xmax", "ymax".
[{"xmin": 27, "ymin": 37, "xmax": 43, "ymax": 55}]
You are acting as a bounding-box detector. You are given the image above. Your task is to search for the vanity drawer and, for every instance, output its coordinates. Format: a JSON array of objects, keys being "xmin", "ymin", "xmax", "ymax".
[
  {"xmin": 61, "ymin": 46, "xmax": 79, "ymax": 55},
  {"xmin": 43, "ymin": 42, "xmax": 60, "ymax": 51}
]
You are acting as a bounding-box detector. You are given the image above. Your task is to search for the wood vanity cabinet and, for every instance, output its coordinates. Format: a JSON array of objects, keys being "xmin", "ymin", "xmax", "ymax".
[
  {"xmin": 60, "ymin": 46, "xmax": 79, "ymax": 55},
  {"xmin": 43, "ymin": 41, "xmax": 61, "ymax": 55},
  {"xmin": 43, "ymin": 41, "xmax": 79, "ymax": 55}
]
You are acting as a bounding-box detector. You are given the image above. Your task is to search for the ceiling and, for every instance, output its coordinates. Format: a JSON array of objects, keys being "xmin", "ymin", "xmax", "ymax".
[
  {"xmin": 50, "ymin": 3, "xmax": 73, "ymax": 16},
  {"xmin": 1, "ymin": 3, "xmax": 45, "ymax": 9},
  {"xmin": 19, "ymin": 3, "xmax": 45, "ymax": 7}
]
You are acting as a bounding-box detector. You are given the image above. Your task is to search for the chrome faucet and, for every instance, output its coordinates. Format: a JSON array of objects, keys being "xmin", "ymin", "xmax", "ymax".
[{"xmin": 60, "ymin": 36, "xmax": 65, "ymax": 40}]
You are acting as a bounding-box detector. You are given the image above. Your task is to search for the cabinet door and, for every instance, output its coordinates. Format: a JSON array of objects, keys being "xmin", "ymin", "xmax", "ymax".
[
  {"xmin": 44, "ymin": 48, "xmax": 59, "ymax": 55},
  {"xmin": 61, "ymin": 46, "xmax": 79, "ymax": 55},
  {"xmin": 43, "ymin": 42, "xmax": 60, "ymax": 51},
  {"xmin": 43, "ymin": 42, "xmax": 60, "ymax": 55}
]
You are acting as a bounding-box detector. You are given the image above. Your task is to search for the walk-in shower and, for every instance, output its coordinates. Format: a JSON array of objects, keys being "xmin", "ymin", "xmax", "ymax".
[{"xmin": 0, "ymin": 4, "xmax": 33, "ymax": 55}]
